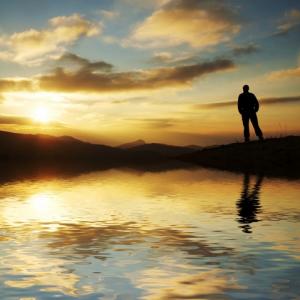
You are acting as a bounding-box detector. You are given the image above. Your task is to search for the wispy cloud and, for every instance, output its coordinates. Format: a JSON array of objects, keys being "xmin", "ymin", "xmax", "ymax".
[
  {"xmin": 195, "ymin": 96, "xmax": 300, "ymax": 109},
  {"xmin": 150, "ymin": 52, "xmax": 174, "ymax": 64},
  {"xmin": 275, "ymin": 9, "xmax": 300, "ymax": 35},
  {"xmin": 126, "ymin": 117, "xmax": 179, "ymax": 129},
  {"xmin": 0, "ymin": 114, "xmax": 33, "ymax": 125},
  {"xmin": 0, "ymin": 14, "xmax": 101, "ymax": 65},
  {"xmin": 268, "ymin": 66, "xmax": 300, "ymax": 80},
  {"xmin": 231, "ymin": 43, "xmax": 260, "ymax": 56},
  {"xmin": 150, "ymin": 42, "xmax": 260, "ymax": 68},
  {"xmin": 149, "ymin": 51, "xmax": 201, "ymax": 66},
  {"xmin": 0, "ymin": 78, "xmax": 34, "ymax": 92},
  {"xmin": 121, "ymin": 0, "xmax": 168, "ymax": 9},
  {"xmin": 125, "ymin": 0, "xmax": 241, "ymax": 49},
  {"xmin": 56, "ymin": 52, "xmax": 113, "ymax": 72},
  {"xmin": 0, "ymin": 114, "xmax": 65, "ymax": 128},
  {"xmin": 97, "ymin": 10, "xmax": 120, "ymax": 20}
]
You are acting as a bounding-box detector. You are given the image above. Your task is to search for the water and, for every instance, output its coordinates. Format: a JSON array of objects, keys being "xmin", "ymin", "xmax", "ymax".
[{"xmin": 0, "ymin": 168, "xmax": 299, "ymax": 299}]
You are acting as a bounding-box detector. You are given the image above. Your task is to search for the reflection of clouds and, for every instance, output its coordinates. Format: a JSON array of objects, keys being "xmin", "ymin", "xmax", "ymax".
[
  {"xmin": 0, "ymin": 169, "xmax": 299, "ymax": 298},
  {"xmin": 137, "ymin": 269, "xmax": 243, "ymax": 300},
  {"xmin": 40, "ymin": 222, "xmax": 143, "ymax": 259},
  {"xmin": 147, "ymin": 227, "xmax": 233, "ymax": 257},
  {"xmin": 40, "ymin": 223, "xmax": 233, "ymax": 259},
  {"xmin": 4, "ymin": 249, "xmax": 91, "ymax": 296},
  {"xmin": 1, "ymin": 222, "xmax": 234, "ymax": 297}
]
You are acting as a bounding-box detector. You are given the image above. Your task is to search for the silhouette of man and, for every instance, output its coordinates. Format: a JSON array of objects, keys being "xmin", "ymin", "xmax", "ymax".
[{"xmin": 238, "ymin": 85, "xmax": 264, "ymax": 142}]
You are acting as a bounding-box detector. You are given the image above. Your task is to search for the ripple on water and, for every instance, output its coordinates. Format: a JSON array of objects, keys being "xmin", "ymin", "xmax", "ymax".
[{"xmin": 0, "ymin": 168, "xmax": 299, "ymax": 299}]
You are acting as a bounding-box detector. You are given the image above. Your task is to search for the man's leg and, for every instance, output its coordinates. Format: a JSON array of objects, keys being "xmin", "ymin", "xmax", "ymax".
[
  {"xmin": 242, "ymin": 114, "xmax": 250, "ymax": 142},
  {"xmin": 250, "ymin": 113, "xmax": 263, "ymax": 140}
]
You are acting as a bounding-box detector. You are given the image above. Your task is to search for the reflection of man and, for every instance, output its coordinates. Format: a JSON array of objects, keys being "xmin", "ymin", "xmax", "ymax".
[
  {"xmin": 238, "ymin": 85, "xmax": 264, "ymax": 142},
  {"xmin": 236, "ymin": 173, "xmax": 263, "ymax": 234}
]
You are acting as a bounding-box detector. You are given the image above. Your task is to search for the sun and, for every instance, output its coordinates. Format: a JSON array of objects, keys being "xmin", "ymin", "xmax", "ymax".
[{"xmin": 33, "ymin": 106, "xmax": 51, "ymax": 123}]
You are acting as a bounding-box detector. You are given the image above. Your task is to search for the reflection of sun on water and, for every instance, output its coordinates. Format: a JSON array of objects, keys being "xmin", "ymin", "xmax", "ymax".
[
  {"xmin": 2, "ymin": 191, "xmax": 66, "ymax": 225},
  {"xmin": 0, "ymin": 170, "xmax": 299, "ymax": 299},
  {"xmin": 29, "ymin": 193, "xmax": 52, "ymax": 212},
  {"xmin": 27, "ymin": 192, "xmax": 64, "ymax": 223}
]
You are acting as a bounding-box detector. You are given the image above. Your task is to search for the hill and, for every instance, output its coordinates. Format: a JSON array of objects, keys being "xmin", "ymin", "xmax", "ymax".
[
  {"xmin": 127, "ymin": 143, "xmax": 199, "ymax": 156},
  {"xmin": 0, "ymin": 130, "xmax": 165, "ymax": 164},
  {"xmin": 0, "ymin": 131, "xmax": 298, "ymax": 178},
  {"xmin": 179, "ymin": 136, "xmax": 300, "ymax": 178},
  {"xmin": 118, "ymin": 139, "xmax": 146, "ymax": 149}
]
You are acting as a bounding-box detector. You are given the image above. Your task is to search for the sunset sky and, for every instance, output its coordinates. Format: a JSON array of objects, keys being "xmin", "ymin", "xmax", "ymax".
[{"xmin": 0, "ymin": 0, "xmax": 299, "ymax": 146}]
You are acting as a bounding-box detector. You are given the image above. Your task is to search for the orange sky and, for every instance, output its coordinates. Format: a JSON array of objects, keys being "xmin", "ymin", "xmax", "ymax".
[{"xmin": 0, "ymin": 0, "xmax": 299, "ymax": 146}]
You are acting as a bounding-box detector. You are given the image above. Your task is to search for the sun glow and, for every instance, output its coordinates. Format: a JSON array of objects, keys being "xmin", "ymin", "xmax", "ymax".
[
  {"xmin": 26, "ymin": 192, "xmax": 65, "ymax": 223},
  {"xmin": 33, "ymin": 106, "xmax": 51, "ymax": 123}
]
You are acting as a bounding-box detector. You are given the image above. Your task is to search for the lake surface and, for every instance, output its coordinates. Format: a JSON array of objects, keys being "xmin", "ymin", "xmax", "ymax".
[{"xmin": 0, "ymin": 168, "xmax": 299, "ymax": 299}]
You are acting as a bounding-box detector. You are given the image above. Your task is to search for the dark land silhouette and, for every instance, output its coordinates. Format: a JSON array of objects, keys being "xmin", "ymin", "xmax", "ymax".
[
  {"xmin": 0, "ymin": 130, "xmax": 200, "ymax": 161},
  {"xmin": 238, "ymin": 85, "xmax": 264, "ymax": 142},
  {"xmin": 180, "ymin": 136, "xmax": 300, "ymax": 178},
  {"xmin": 236, "ymin": 174, "xmax": 263, "ymax": 234},
  {"xmin": 118, "ymin": 139, "xmax": 146, "ymax": 149},
  {"xmin": 0, "ymin": 130, "xmax": 163, "ymax": 163},
  {"xmin": 0, "ymin": 130, "xmax": 299, "ymax": 179},
  {"xmin": 121, "ymin": 142, "xmax": 201, "ymax": 156},
  {"xmin": 0, "ymin": 130, "xmax": 195, "ymax": 183},
  {"xmin": 118, "ymin": 139, "xmax": 203, "ymax": 154}
]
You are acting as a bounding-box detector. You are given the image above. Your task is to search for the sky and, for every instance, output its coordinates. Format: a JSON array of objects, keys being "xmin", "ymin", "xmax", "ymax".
[{"xmin": 0, "ymin": 0, "xmax": 299, "ymax": 146}]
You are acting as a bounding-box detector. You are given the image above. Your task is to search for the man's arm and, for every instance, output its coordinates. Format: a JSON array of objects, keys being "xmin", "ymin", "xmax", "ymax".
[
  {"xmin": 238, "ymin": 95, "xmax": 243, "ymax": 114},
  {"xmin": 253, "ymin": 94, "xmax": 259, "ymax": 112}
]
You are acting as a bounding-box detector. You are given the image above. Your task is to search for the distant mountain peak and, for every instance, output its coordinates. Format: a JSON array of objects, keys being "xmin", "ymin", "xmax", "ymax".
[{"xmin": 118, "ymin": 139, "xmax": 146, "ymax": 149}]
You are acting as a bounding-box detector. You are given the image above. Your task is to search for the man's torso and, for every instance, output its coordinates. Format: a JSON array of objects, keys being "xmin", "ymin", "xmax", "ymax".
[{"xmin": 238, "ymin": 92, "xmax": 257, "ymax": 114}]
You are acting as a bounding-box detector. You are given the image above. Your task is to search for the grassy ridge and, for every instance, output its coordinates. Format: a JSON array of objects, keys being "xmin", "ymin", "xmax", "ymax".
[{"xmin": 179, "ymin": 136, "xmax": 300, "ymax": 178}]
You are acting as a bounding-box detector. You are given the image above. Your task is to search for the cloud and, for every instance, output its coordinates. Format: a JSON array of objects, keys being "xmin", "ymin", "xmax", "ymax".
[
  {"xmin": 121, "ymin": 0, "xmax": 168, "ymax": 9},
  {"xmin": 0, "ymin": 14, "xmax": 101, "ymax": 65},
  {"xmin": 276, "ymin": 9, "xmax": 300, "ymax": 35},
  {"xmin": 126, "ymin": 117, "xmax": 178, "ymax": 129},
  {"xmin": 126, "ymin": 0, "xmax": 241, "ymax": 48},
  {"xmin": 231, "ymin": 43, "xmax": 260, "ymax": 56},
  {"xmin": 56, "ymin": 52, "xmax": 113, "ymax": 72},
  {"xmin": 149, "ymin": 51, "xmax": 200, "ymax": 66},
  {"xmin": 0, "ymin": 114, "xmax": 65, "ymax": 128},
  {"xmin": 151, "ymin": 52, "xmax": 174, "ymax": 64},
  {"xmin": 0, "ymin": 114, "xmax": 33, "ymax": 125},
  {"xmin": 260, "ymin": 96, "xmax": 300, "ymax": 105},
  {"xmin": 0, "ymin": 78, "xmax": 34, "ymax": 92},
  {"xmin": 0, "ymin": 56, "xmax": 234, "ymax": 94},
  {"xmin": 38, "ymin": 58, "xmax": 235, "ymax": 93},
  {"xmin": 102, "ymin": 35, "xmax": 119, "ymax": 44},
  {"xmin": 268, "ymin": 66, "xmax": 300, "ymax": 80},
  {"xmin": 98, "ymin": 10, "xmax": 120, "ymax": 20},
  {"xmin": 195, "ymin": 96, "xmax": 300, "ymax": 109}
]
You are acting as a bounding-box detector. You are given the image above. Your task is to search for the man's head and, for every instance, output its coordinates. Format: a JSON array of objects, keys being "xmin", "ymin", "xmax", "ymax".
[{"xmin": 243, "ymin": 85, "xmax": 249, "ymax": 92}]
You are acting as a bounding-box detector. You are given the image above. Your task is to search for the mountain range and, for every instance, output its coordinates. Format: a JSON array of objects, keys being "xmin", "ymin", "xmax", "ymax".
[
  {"xmin": 0, "ymin": 130, "xmax": 196, "ymax": 162},
  {"xmin": 0, "ymin": 130, "xmax": 299, "ymax": 178}
]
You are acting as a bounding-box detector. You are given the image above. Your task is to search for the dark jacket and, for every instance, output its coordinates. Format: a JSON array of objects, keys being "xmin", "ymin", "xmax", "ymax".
[{"xmin": 238, "ymin": 92, "xmax": 259, "ymax": 115}]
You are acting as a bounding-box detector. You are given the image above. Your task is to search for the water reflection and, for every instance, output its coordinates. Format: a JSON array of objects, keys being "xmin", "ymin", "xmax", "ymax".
[
  {"xmin": 1, "ymin": 222, "xmax": 237, "ymax": 298},
  {"xmin": 0, "ymin": 168, "xmax": 299, "ymax": 299},
  {"xmin": 236, "ymin": 174, "xmax": 263, "ymax": 233}
]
